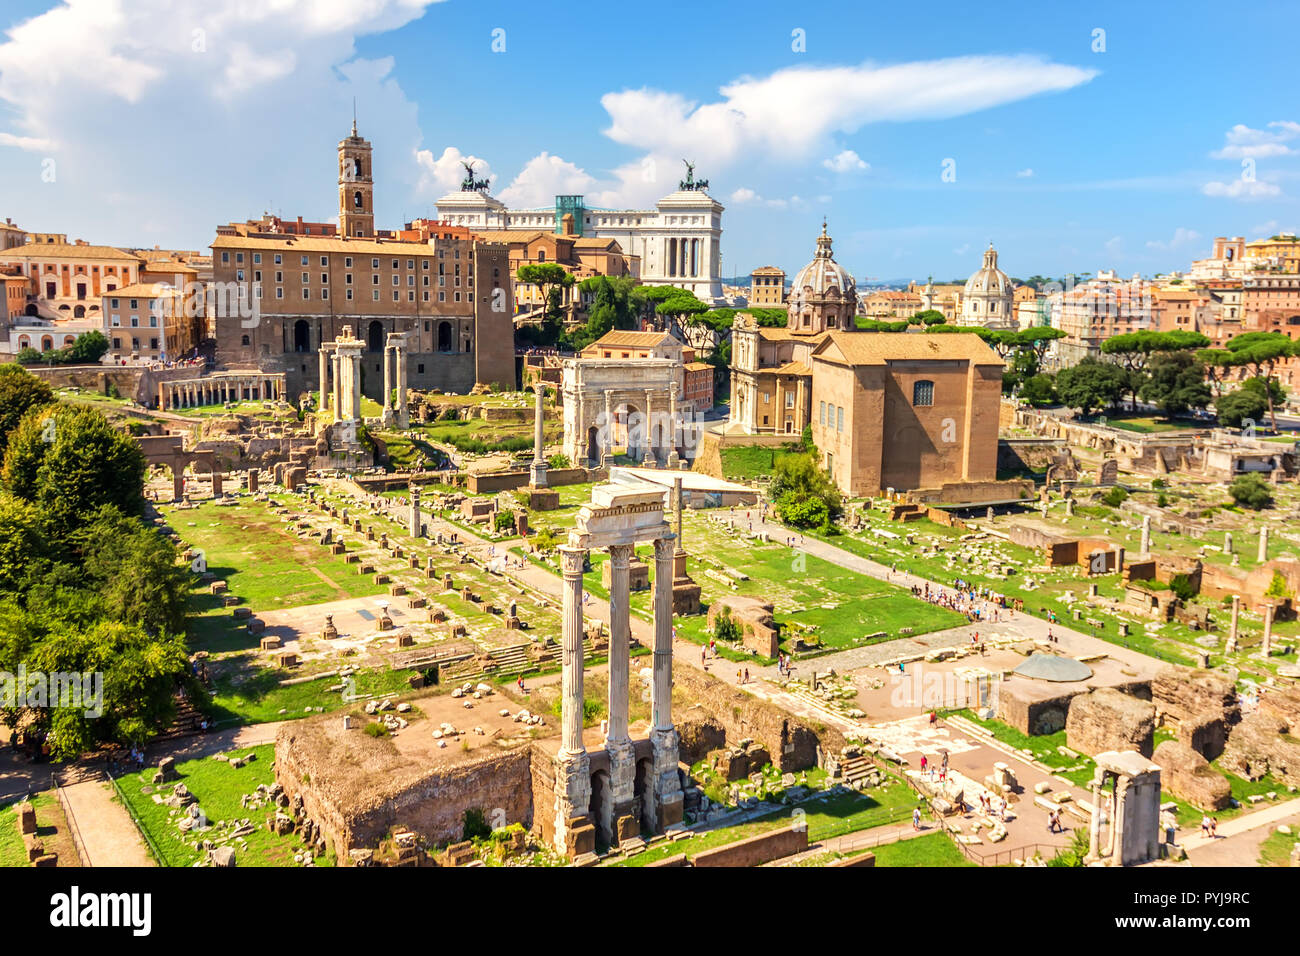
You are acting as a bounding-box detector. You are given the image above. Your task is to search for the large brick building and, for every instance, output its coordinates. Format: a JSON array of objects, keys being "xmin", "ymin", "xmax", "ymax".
[
  {"xmin": 210, "ymin": 124, "xmax": 515, "ymax": 397},
  {"xmin": 810, "ymin": 332, "xmax": 1003, "ymax": 497}
]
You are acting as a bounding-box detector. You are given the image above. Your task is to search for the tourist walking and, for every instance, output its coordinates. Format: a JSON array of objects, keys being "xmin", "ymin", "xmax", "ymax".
[{"xmin": 912, "ymin": 808, "xmax": 922, "ymax": 831}]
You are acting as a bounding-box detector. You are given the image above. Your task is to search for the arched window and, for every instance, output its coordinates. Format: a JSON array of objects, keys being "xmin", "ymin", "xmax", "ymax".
[
  {"xmin": 40, "ymin": 335, "xmax": 53, "ymax": 351},
  {"xmin": 73, "ymin": 305, "xmax": 85, "ymax": 318},
  {"xmin": 353, "ymin": 158, "xmax": 362, "ymax": 177},
  {"xmin": 913, "ymin": 380, "xmax": 935, "ymax": 407},
  {"xmin": 353, "ymin": 190, "xmax": 363, "ymax": 209}
]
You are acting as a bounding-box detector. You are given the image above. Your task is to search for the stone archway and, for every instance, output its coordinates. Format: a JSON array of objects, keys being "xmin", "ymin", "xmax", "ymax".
[
  {"xmin": 366, "ymin": 320, "xmax": 385, "ymax": 353},
  {"xmin": 589, "ymin": 768, "xmax": 612, "ymax": 850},
  {"xmin": 586, "ymin": 424, "xmax": 600, "ymax": 465},
  {"xmin": 634, "ymin": 756, "xmax": 656, "ymax": 835},
  {"xmin": 293, "ymin": 319, "xmax": 311, "ymax": 353}
]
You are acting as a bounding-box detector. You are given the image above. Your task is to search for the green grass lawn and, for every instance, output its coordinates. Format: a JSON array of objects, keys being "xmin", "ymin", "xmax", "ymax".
[
  {"xmin": 610, "ymin": 779, "xmax": 921, "ymax": 867},
  {"xmin": 872, "ymin": 830, "xmax": 976, "ymax": 866},
  {"xmin": 0, "ymin": 797, "xmax": 40, "ymax": 867},
  {"xmin": 206, "ymin": 665, "xmax": 413, "ymax": 726},
  {"xmin": 720, "ymin": 445, "xmax": 784, "ymax": 481},
  {"xmin": 162, "ymin": 498, "xmax": 388, "ymax": 612},
  {"xmin": 116, "ymin": 744, "xmax": 334, "ymax": 867},
  {"xmin": 1104, "ymin": 416, "xmax": 1197, "ymax": 434},
  {"xmin": 1257, "ymin": 827, "xmax": 1298, "ymax": 866}
]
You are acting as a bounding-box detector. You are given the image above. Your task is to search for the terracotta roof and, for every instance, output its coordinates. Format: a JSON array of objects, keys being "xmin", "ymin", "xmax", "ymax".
[
  {"xmin": 751, "ymin": 265, "xmax": 785, "ymax": 274},
  {"xmin": 590, "ymin": 330, "xmax": 676, "ymax": 349},
  {"xmin": 15, "ymin": 243, "xmax": 141, "ymax": 261},
  {"xmin": 469, "ymin": 229, "xmax": 553, "ymax": 243},
  {"xmin": 813, "ymin": 330, "xmax": 1002, "ymax": 367},
  {"xmin": 684, "ymin": 361, "xmax": 713, "ymax": 371},
  {"xmin": 211, "ymin": 234, "xmax": 439, "ymax": 254},
  {"xmin": 141, "ymin": 260, "xmax": 199, "ymax": 275},
  {"xmin": 102, "ymin": 282, "xmax": 184, "ymax": 299},
  {"xmin": 774, "ymin": 361, "xmax": 811, "ymax": 376}
]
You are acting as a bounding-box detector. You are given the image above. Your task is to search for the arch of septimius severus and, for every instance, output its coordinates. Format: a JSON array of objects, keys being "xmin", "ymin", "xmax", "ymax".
[{"xmin": 551, "ymin": 482, "xmax": 684, "ymax": 856}]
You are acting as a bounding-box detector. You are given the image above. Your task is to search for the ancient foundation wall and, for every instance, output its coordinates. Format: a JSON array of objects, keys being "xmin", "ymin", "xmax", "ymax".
[
  {"xmin": 467, "ymin": 467, "xmax": 589, "ymax": 494},
  {"xmin": 690, "ymin": 825, "xmax": 808, "ymax": 867},
  {"xmin": 672, "ymin": 666, "xmax": 842, "ymax": 772}
]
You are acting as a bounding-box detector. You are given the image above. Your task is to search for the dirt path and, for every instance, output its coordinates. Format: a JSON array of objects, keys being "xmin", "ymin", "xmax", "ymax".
[{"xmin": 58, "ymin": 770, "xmax": 154, "ymax": 867}]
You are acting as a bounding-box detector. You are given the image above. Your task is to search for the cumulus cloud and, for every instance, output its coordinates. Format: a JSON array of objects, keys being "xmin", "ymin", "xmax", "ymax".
[
  {"xmin": 1210, "ymin": 121, "xmax": 1300, "ymax": 160},
  {"xmin": 596, "ymin": 54, "xmax": 1095, "ymax": 206},
  {"xmin": 414, "ymin": 146, "xmax": 495, "ymax": 197},
  {"xmin": 822, "ymin": 149, "xmax": 868, "ymax": 173},
  {"xmin": 0, "ymin": 0, "xmax": 445, "ymax": 243},
  {"xmin": 1145, "ymin": 227, "xmax": 1201, "ymax": 251},
  {"xmin": 1016, "ymin": 168, "xmax": 1034, "ymax": 178},
  {"xmin": 498, "ymin": 152, "xmax": 599, "ymax": 208},
  {"xmin": 1202, "ymin": 179, "xmax": 1282, "ymax": 199}
]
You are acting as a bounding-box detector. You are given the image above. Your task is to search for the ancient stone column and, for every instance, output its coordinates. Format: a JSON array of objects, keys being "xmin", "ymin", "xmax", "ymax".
[
  {"xmin": 318, "ymin": 347, "xmax": 330, "ymax": 414},
  {"xmin": 605, "ymin": 543, "xmax": 635, "ymax": 835},
  {"xmin": 642, "ymin": 390, "xmax": 657, "ymax": 467},
  {"xmin": 409, "ymin": 486, "xmax": 421, "ymax": 538},
  {"xmin": 1263, "ymin": 601, "xmax": 1275, "ymax": 657},
  {"xmin": 602, "ymin": 390, "xmax": 613, "ymax": 467},
  {"xmin": 331, "ymin": 353, "xmax": 342, "ymax": 423},
  {"xmin": 1140, "ymin": 515, "xmax": 1151, "ymax": 554},
  {"xmin": 553, "ymin": 544, "xmax": 593, "ymax": 856},
  {"xmin": 350, "ymin": 349, "xmax": 362, "ymax": 423},
  {"xmin": 1227, "ymin": 594, "xmax": 1240, "ymax": 653},
  {"xmin": 559, "ymin": 546, "xmax": 588, "ymax": 756},
  {"xmin": 647, "ymin": 533, "xmax": 682, "ymax": 831},
  {"xmin": 381, "ymin": 345, "xmax": 394, "ymax": 425},
  {"xmin": 667, "ymin": 383, "xmax": 681, "ymax": 468},
  {"xmin": 396, "ymin": 345, "xmax": 409, "ymax": 429},
  {"xmin": 530, "ymin": 381, "xmax": 548, "ymax": 487},
  {"xmin": 1087, "ymin": 780, "xmax": 1104, "ymax": 862},
  {"xmin": 1259, "ymin": 527, "xmax": 1269, "ymax": 564},
  {"xmin": 248, "ymin": 468, "xmax": 259, "ymax": 494}
]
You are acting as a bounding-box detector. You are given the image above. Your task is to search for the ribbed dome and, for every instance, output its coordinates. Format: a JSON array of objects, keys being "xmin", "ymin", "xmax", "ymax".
[
  {"xmin": 790, "ymin": 221, "xmax": 856, "ymax": 301},
  {"xmin": 964, "ymin": 244, "xmax": 1011, "ymax": 297}
]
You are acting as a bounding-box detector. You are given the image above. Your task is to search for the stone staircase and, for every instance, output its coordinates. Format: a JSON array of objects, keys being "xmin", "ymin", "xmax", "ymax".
[
  {"xmin": 158, "ymin": 693, "xmax": 204, "ymax": 740},
  {"xmin": 840, "ymin": 752, "xmax": 878, "ymax": 789}
]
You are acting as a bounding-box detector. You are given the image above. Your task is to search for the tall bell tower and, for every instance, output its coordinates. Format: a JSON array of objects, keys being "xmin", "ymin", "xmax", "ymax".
[{"xmin": 338, "ymin": 114, "xmax": 374, "ymax": 238}]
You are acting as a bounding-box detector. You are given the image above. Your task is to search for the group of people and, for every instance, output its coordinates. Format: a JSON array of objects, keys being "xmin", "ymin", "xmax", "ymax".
[
  {"xmin": 911, "ymin": 578, "xmax": 1017, "ymax": 626},
  {"xmin": 1200, "ymin": 815, "xmax": 1220, "ymax": 838}
]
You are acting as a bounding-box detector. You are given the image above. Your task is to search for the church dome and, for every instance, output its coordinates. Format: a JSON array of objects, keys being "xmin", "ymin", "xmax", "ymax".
[
  {"xmin": 790, "ymin": 221, "xmax": 856, "ymax": 301},
  {"xmin": 964, "ymin": 244, "xmax": 1012, "ymax": 297}
]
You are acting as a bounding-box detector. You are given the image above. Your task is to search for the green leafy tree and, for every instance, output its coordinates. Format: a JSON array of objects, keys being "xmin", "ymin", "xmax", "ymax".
[
  {"xmin": 0, "ymin": 363, "xmax": 54, "ymax": 456},
  {"xmin": 770, "ymin": 452, "xmax": 842, "ymax": 530},
  {"xmin": 2, "ymin": 404, "xmax": 146, "ymax": 537},
  {"xmin": 1228, "ymin": 472, "xmax": 1272, "ymax": 510},
  {"xmin": 1216, "ymin": 386, "xmax": 1268, "ymax": 429},
  {"xmin": 1138, "ymin": 351, "xmax": 1211, "ymax": 416},
  {"xmin": 0, "ymin": 494, "xmax": 50, "ymax": 593},
  {"xmin": 1019, "ymin": 373, "xmax": 1058, "ymax": 406},
  {"xmin": 1225, "ymin": 331, "xmax": 1296, "ymax": 431},
  {"xmin": 67, "ymin": 330, "xmax": 109, "ymax": 365},
  {"xmin": 71, "ymin": 507, "xmax": 189, "ymax": 637},
  {"xmin": 1053, "ymin": 358, "xmax": 1128, "ymax": 415},
  {"xmin": 910, "ymin": 309, "xmax": 947, "ymax": 326}
]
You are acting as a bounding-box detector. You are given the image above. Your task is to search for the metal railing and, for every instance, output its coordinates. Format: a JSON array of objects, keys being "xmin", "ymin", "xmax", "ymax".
[
  {"xmin": 108, "ymin": 770, "xmax": 166, "ymax": 866},
  {"xmin": 52, "ymin": 770, "xmax": 91, "ymax": 868}
]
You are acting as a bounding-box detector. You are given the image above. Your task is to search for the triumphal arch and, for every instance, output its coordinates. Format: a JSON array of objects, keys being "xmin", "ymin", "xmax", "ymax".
[{"xmin": 552, "ymin": 482, "xmax": 684, "ymax": 856}]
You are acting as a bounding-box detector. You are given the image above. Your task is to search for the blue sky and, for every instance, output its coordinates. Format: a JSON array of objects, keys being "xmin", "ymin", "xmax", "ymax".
[{"xmin": 1, "ymin": 0, "xmax": 1297, "ymax": 284}]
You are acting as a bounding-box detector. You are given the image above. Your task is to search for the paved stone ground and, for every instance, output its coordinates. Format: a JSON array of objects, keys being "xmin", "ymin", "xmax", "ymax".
[{"xmin": 1180, "ymin": 802, "xmax": 1300, "ymax": 866}]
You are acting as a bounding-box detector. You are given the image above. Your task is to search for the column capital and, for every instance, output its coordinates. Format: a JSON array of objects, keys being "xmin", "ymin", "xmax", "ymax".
[
  {"xmin": 608, "ymin": 542, "xmax": 633, "ymax": 569},
  {"xmin": 654, "ymin": 534, "xmax": 676, "ymax": 559},
  {"xmin": 559, "ymin": 545, "xmax": 586, "ymax": 578}
]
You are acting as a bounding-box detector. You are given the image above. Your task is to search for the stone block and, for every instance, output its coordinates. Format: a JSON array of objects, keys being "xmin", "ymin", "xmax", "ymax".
[{"xmin": 1065, "ymin": 687, "xmax": 1155, "ymax": 758}]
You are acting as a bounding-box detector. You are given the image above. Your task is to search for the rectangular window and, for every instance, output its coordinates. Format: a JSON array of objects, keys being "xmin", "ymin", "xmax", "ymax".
[
  {"xmin": 321, "ymin": 273, "xmax": 328, "ymax": 284},
  {"xmin": 275, "ymin": 271, "xmax": 282, "ymax": 283},
  {"xmin": 346, "ymin": 289, "xmax": 353, "ymax": 300},
  {"xmin": 276, "ymin": 288, "xmax": 283, "ymax": 299},
  {"xmin": 322, "ymin": 289, "xmax": 329, "ymax": 300},
  {"xmin": 221, "ymin": 251, "xmax": 229, "ymax": 263},
  {"xmin": 913, "ymin": 380, "xmax": 935, "ymax": 407},
  {"xmin": 819, "ymin": 401, "xmax": 825, "ymax": 425},
  {"xmin": 345, "ymin": 257, "xmax": 353, "ymax": 268},
  {"xmin": 253, "ymin": 253, "xmax": 261, "ymax": 264},
  {"xmin": 253, "ymin": 270, "xmax": 262, "ymax": 282},
  {"xmin": 345, "ymin": 273, "xmax": 352, "ymax": 284},
  {"xmin": 302, "ymin": 289, "xmax": 309, "ymax": 300},
  {"xmin": 372, "ymin": 290, "xmax": 379, "ymax": 301},
  {"xmin": 301, "ymin": 272, "xmax": 309, "ymax": 283},
  {"xmin": 762, "ymin": 392, "xmax": 769, "ymax": 404},
  {"xmin": 371, "ymin": 258, "xmax": 379, "ymax": 268},
  {"xmin": 836, "ymin": 407, "xmax": 844, "ymax": 432},
  {"xmin": 785, "ymin": 392, "xmax": 794, "ymax": 409},
  {"xmin": 300, "ymin": 256, "xmax": 308, "ymax": 266},
  {"xmin": 320, "ymin": 256, "xmax": 328, "ymax": 267}
]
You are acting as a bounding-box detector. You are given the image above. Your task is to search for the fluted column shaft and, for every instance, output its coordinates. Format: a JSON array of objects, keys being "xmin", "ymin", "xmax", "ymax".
[
  {"xmin": 560, "ymin": 546, "xmax": 587, "ymax": 755},
  {"xmin": 652, "ymin": 535, "xmax": 675, "ymax": 731},
  {"xmin": 606, "ymin": 543, "xmax": 633, "ymax": 744}
]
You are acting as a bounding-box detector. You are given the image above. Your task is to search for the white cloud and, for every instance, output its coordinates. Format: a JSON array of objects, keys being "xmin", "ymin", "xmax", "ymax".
[
  {"xmin": 415, "ymin": 146, "xmax": 495, "ymax": 197},
  {"xmin": 1210, "ymin": 121, "xmax": 1300, "ymax": 160},
  {"xmin": 1145, "ymin": 227, "xmax": 1201, "ymax": 251},
  {"xmin": 729, "ymin": 187, "xmax": 758, "ymax": 203},
  {"xmin": 0, "ymin": 0, "xmax": 446, "ymax": 243},
  {"xmin": 822, "ymin": 149, "xmax": 868, "ymax": 173},
  {"xmin": 1202, "ymin": 179, "xmax": 1282, "ymax": 199},
  {"xmin": 1104, "ymin": 236, "xmax": 1124, "ymax": 256},
  {"xmin": 497, "ymin": 152, "xmax": 598, "ymax": 208},
  {"xmin": 596, "ymin": 54, "xmax": 1095, "ymax": 205},
  {"xmin": 1016, "ymin": 168, "xmax": 1034, "ymax": 178}
]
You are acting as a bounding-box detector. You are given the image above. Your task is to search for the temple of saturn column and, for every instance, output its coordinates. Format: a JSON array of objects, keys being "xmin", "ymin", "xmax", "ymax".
[
  {"xmin": 529, "ymin": 381, "xmax": 548, "ymax": 487},
  {"xmin": 320, "ymin": 326, "xmax": 364, "ymax": 427},
  {"xmin": 380, "ymin": 332, "xmax": 411, "ymax": 429},
  {"xmin": 552, "ymin": 482, "xmax": 684, "ymax": 857},
  {"xmin": 159, "ymin": 372, "xmax": 285, "ymax": 410},
  {"xmin": 1086, "ymin": 751, "xmax": 1162, "ymax": 866},
  {"xmin": 561, "ymin": 357, "xmax": 686, "ymax": 469}
]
